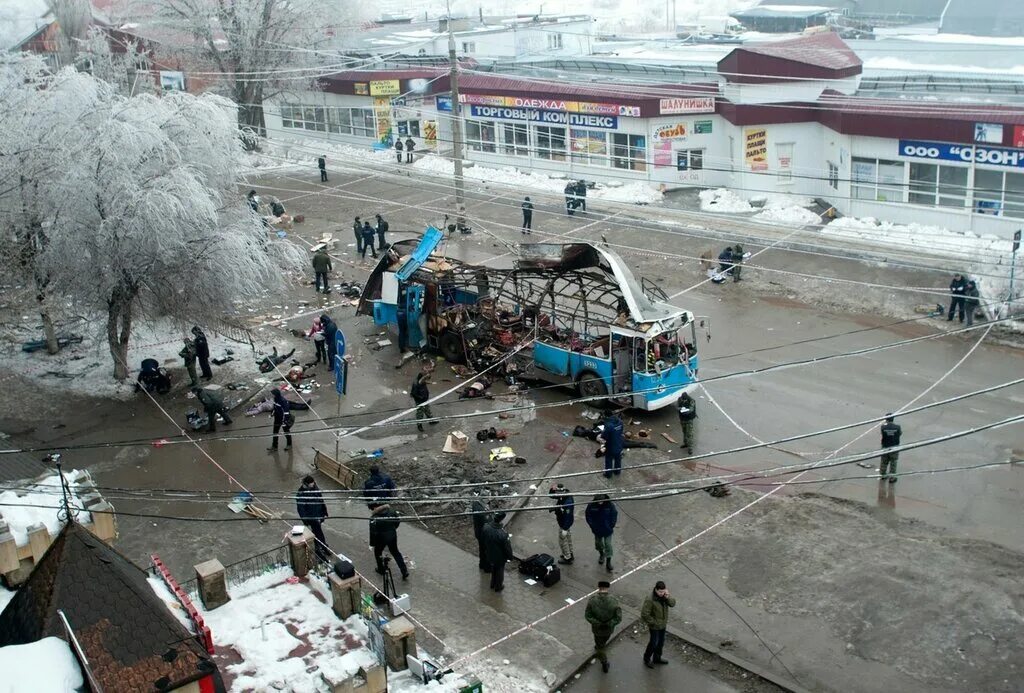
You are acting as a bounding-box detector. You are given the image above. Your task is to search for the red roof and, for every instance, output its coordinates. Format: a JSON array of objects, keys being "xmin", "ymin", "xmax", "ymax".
[{"xmin": 718, "ymin": 32, "xmax": 863, "ymax": 84}]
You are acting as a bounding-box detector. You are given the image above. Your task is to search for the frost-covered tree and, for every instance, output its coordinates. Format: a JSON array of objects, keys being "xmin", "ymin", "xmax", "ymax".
[
  {"xmin": 0, "ymin": 57, "xmax": 302, "ymax": 379},
  {"xmin": 155, "ymin": 0, "xmax": 361, "ymax": 139}
]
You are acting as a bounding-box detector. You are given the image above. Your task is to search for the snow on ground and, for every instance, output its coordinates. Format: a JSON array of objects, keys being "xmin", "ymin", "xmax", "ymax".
[
  {"xmin": 241, "ymin": 137, "xmax": 393, "ymax": 176},
  {"xmin": 7, "ymin": 317, "xmax": 281, "ymax": 400},
  {"xmin": 0, "ymin": 470, "xmax": 93, "ymax": 546},
  {"xmin": 0, "ymin": 586, "xmax": 15, "ymax": 614},
  {"xmin": 146, "ymin": 576, "xmax": 196, "ymax": 633},
  {"xmin": 0, "ymin": 636, "xmax": 84, "ymax": 693},
  {"xmin": 754, "ymin": 204, "xmax": 821, "ymax": 226},
  {"xmin": 699, "ymin": 188, "xmax": 753, "ymax": 213}
]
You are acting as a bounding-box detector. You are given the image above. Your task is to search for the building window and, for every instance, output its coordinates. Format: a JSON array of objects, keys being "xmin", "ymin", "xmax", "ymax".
[
  {"xmin": 974, "ymin": 169, "xmax": 1024, "ymax": 219},
  {"xmin": 465, "ymin": 119, "xmax": 496, "ymax": 153},
  {"xmin": 676, "ymin": 149, "xmax": 704, "ymax": 171},
  {"xmin": 612, "ymin": 133, "xmax": 646, "ymax": 171},
  {"xmin": 547, "ymin": 33, "xmax": 563, "ymax": 50},
  {"xmin": 776, "ymin": 142, "xmax": 794, "ymax": 182},
  {"xmin": 570, "ymin": 129, "xmax": 608, "ymax": 166},
  {"xmin": 353, "ymin": 108, "xmax": 375, "ymax": 137},
  {"xmin": 396, "ymin": 120, "xmax": 421, "ymax": 138},
  {"xmin": 852, "ymin": 157, "xmax": 904, "ymax": 202},
  {"xmin": 461, "ymin": 41, "xmax": 476, "ymax": 53},
  {"xmin": 909, "ymin": 163, "xmax": 968, "ymax": 208},
  {"xmin": 501, "ymin": 123, "xmax": 529, "ymax": 157},
  {"xmin": 827, "ymin": 162, "xmax": 839, "ymax": 189},
  {"xmin": 282, "ymin": 104, "xmax": 374, "ymax": 137},
  {"xmin": 535, "ymin": 125, "xmax": 567, "ymax": 161}
]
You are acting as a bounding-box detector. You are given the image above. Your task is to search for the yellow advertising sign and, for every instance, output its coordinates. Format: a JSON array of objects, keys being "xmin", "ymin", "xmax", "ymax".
[
  {"xmin": 654, "ymin": 123, "xmax": 687, "ymax": 140},
  {"xmin": 424, "ymin": 120, "xmax": 437, "ymax": 145},
  {"xmin": 744, "ymin": 128, "xmax": 768, "ymax": 170},
  {"xmin": 373, "ymin": 97, "xmax": 391, "ymax": 143},
  {"xmin": 369, "ymin": 79, "xmax": 401, "ymax": 96}
]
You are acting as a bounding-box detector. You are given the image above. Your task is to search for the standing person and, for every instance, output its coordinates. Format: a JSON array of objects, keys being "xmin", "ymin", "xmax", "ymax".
[
  {"xmin": 481, "ymin": 511, "xmax": 513, "ymax": 592},
  {"xmin": 375, "ymin": 214, "xmax": 389, "ymax": 251},
  {"xmin": 363, "ymin": 465, "xmax": 396, "ymax": 505},
  {"xmin": 353, "ymin": 216, "xmax": 363, "ymax": 255},
  {"xmin": 404, "ymin": 136, "xmax": 415, "ymax": 163},
  {"xmin": 369, "ymin": 502, "xmax": 409, "ymax": 580},
  {"xmin": 948, "ymin": 273, "xmax": 967, "ymax": 322},
  {"xmin": 597, "ymin": 410, "xmax": 625, "ymax": 478},
  {"xmin": 192, "ymin": 386, "xmax": 233, "ymax": 432},
  {"xmin": 191, "ymin": 326, "xmax": 212, "ymax": 380},
  {"xmin": 312, "ymin": 248, "xmax": 332, "ymax": 294},
  {"xmin": 585, "ymin": 494, "xmax": 618, "ymax": 572},
  {"xmin": 246, "ymin": 190, "xmax": 260, "ymax": 213},
  {"xmin": 964, "ymin": 280, "xmax": 980, "ymax": 327},
  {"xmin": 179, "ymin": 338, "xmax": 199, "ymax": 388},
  {"xmin": 521, "ymin": 196, "xmax": 533, "ymax": 234},
  {"xmin": 360, "ymin": 221, "xmax": 378, "ymax": 260},
  {"xmin": 268, "ymin": 388, "xmax": 294, "ymax": 452},
  {"xmin": 296, "ymin": 475, "xmax": 331, "ymax": 562},
  {"xmin": 321, "ymin": 314, "xmax": 338, "ymax": 368},
  {"xmin": 641, "ymin": 581, "xmax": 675, "ymax": 668},
  {"xmin": 307, "ymin": 317, "xmax": 327, "ymax": 364},
  {"xmin": 731, "ymin": 243, "xmax": 744, "ymax": 282},
  {"xmin": 879, "ymin": 414, "xmax": 902, "ymax": 483},
  {"xmin": 411, "ymin": 369, "xmax": 436, "ymax": 431},
  {"xmin": 574, "ymin": 180, "xmax": 587, "ymax": 212},
  {"xmin": 548, "ymin": 483, "xmax": 575, "ymax": 565},
  {"xmin": 564, "ymin": 181, "xmax": 578, "ymax": 215},
  {"xmin": 718, "ymin": 246, "xmax": 734, "ymax": 276},
  {"xmin": 585, "ymin": 581, "xmax": 622, "ymax": 674},
  {"xmin": 317, "ymin": 155, "xmax": 328, "ymax": 182},
  {"xmin": 471, "ymin": 499, "xmax": 491, "ymax": 572},
  {"xmin": 677, "ymin": 392, "xmax": 697, "ymax": 454},
  {"xmin": 394, "ymin": 137, "xmax": 404, "ymax": 163}
]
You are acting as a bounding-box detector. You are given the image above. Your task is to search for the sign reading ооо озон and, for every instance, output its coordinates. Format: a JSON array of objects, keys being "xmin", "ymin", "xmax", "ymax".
[
  {"xmin": 468, "ymin": 105, "xmax": 618, "ymax": 129},
  {"xmin": 899, "ymin": 139, "xmax": 1024, "ymax": 169}
]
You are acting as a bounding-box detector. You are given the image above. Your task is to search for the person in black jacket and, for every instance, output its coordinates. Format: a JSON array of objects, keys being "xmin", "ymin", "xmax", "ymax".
[
  {"xmin": 361, "ymin": 221, "xmax": 378, "ymax": 260},
  {"xmin": 317, "ymin": 155, "xmax": 328, "ymax": 182},
  {"xmin": 191, "ymin": 326, "xmax": 212, "ymax": 380},
  {"xmin": 404, "ymin": 137, "xmax": 416, "ymax": 163},
  {"xmin": 471, "ymin": 499, "xmax": 492, "ymax": 572},
  {"xmin": 353, "ymin": 216, "xmax": 363, "ymax": 255},
  {"xmin": 964, "ymin": 280, "xmax": 980, "ymax": 327},
  {"xmin": 321, "ymin": 314, "xmax": 338, "ymax": 367},
  {"xmin": 549, "ymin": 484, "xmax": 575, "ymax": 565},
  {"xmin": 297, "ymin": 475, "xmax": 331, "ymax": 562},
  {"xmin": 677, "ymin": 392, "xmax": 697, "ymax": 454},
  {"xmin": 411, "ymin": 369, "xmax": 436, "ymax": 431},
  {"xmin": 481, "ymin": 511, "xmax": 514, "ymax": 592},
  {"xmin": 363, "ymin": 465, "xmax": 396, "ymax": 506},
  {"xmin": 375, "ymin": 214, "xmax": 389, "ymax": 251},
  {"xmin": 521, "ymin": 196, "xmax": 533, "ymax": 234},
  {"xmin": 947, "ymin": 273, "xmax": 967, "ymax": 322},
  {"xmin": 369, "ymin": 502, "xmax": 409, "ymax": 579},
  {"xmin": 268, "ymin": 388, "xmax": 293, "ymax": 451},
  {"xmin": 879, "ymin": 414, "xmax": 902, "ymax": 483}
]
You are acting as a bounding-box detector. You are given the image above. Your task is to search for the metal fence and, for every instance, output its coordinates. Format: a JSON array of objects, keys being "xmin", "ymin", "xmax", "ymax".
[{"xmin": 177, "ymin": 544, "xmax": 290, "ymax": 603}]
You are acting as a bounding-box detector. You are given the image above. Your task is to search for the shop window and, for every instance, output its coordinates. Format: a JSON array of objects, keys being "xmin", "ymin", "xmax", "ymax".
[
  {"xmin": 462, "ymin": 41, "xmax": 476, "ymax": 53},
  {"xmin": 397, "ymin": 120, "xmax": 420, "ymax": 138},
  {"xmin": 612, "ymin": 133, "xmax": 646, "ymax": 171},
  {"xmin": 547, "ymin": 33, "xmax": 563, "ymax": 50},
  {"xmin": 354, "ymin": 109, "xmax": 375, "ymax": 138},
  {"xmin": 910, "ymin": 162, "xmax": 968, "ymax": 208},
  {"xmin": 570, "ymin": 129, "xmax": 608, "ymax": 166},
  {"xmin": 535, "ymin": 125, "xmax": 567, "ymax": 161},
  {"xmin": 1004, "ymin": 171, "xmax": 1024, "ymax": 219},
  {"xmin": 853, "ymin": 157, "xmax": 905, "ymax": 202},
  {"xmin": 937, "ymin": 166, "xmax": 968, "ymax": 208},
  {"xmin": 974, "ymin": 168, "xmax": 1003, "ymax": 215},
  {"xmin": 466, "ymin": 120, "xmax": 497, "ymax": 153},
  {"xmin": 281, "ymin": 103, "xmax": 297, "ymax": 129},
  {"xmin": 776, "ymin": 142, "xmax": 794, "ymax": 182},
  {"xmin": 676, "ymin": 149, "xmax": 704, "ymax": 171},
  {"xmin": 827, "ymin": 161, "xmax": 838, "ymax": 189},
  {"xmin": 501, "ymin": 123, "xmax": 529, "ymax": 157},
  {"xmin": 909, "ymin": 162, "xmax": 937, "ymax": 205}
]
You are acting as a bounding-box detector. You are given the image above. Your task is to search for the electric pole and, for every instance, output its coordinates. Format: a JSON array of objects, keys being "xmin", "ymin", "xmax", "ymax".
[{"xmin": 446, "ymin": 1, "xmax": 466, "ymax": 213}]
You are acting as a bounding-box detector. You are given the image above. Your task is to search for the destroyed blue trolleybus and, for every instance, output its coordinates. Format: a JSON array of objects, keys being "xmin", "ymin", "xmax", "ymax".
[{"xmin": 357, "ymin": 229, "xmax": 708, "ymax": 411}]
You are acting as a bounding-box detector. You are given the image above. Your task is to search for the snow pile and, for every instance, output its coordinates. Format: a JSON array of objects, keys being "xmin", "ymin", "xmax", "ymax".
[
  {"xmin": 824, "ymin": 216, "xmax": 1014, "ymax": 259},
  {"xmin": 0, "ymin": 636, "xmax": 84, "ymax": 692},
  {"xmin": 243, "ymin": 136, "xmax": 394, "ymax": 175},
  {"xmin": 753, "ymin": 205, "xmax": 821, "ymax": 226},
  {"xmin": 146, "ymin": 576, "xmax": 196, "ymax": 633},
  {"xmin": 592, "ymin": 181, "xmax": 663, "ymax": 204},
  {"xmin": 699, "ymin": 188, "xmax": 753, "ymax": 213},
  {"xmin": 0, "ymin": 470, "xmax": 93, "ymax": 546},
  {"xmin": 0, "ymin": 586, "xmax": 15, "ymax": 614}
]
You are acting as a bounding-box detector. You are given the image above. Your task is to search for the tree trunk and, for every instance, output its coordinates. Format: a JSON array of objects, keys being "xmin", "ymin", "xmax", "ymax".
[
  {"xmin": 41, "ymin": 310, "xmax": 58, "ymax": 355},
  {"xmin": 106, "ymin": 290, "xmax": 133, "ymax": 381}
]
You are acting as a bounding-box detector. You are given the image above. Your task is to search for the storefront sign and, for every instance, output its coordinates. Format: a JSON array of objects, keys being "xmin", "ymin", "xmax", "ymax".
[
  {"xmin": 744, "ymin": 128, "xmax": 768, "ymax": 170},
  {"xmin": 899, "ymin": 139, "xmax": 1024, "ymax": 169},
  {"xmin": 460, "ymin": 94, "xmax": 639, "ymax": 117},
  {"xmin": 373, "ymin": 97, "xmax": 392, "ymax": 142},
  {"xmin": 354, "ymin": 82, "xmax": 369, "ymax": 95},
  {"xmin": 974, "ymin": 123, "xmax": 1003, "ymax": 144},
  {"xmin": 1014, "ymin": 125, "xmax": 1024, "ymax": 148},
  {"xmin": 658, "ymin": 96, "xmax": 715, "ymax": 115},
  {"xmin": 424, "ymin": 120, "xmax": 437, "ymax": 145},
  {"xmin": 369, "ymin": 79, "xmax": 401, "ymax": 96},
  {"xmin": 653, "ymin": 140, "xmax": 673, "ymax": 167},
  {"xmin": 468, "ymin": 105, "xmax": 618, "ymax": 129},
  {"xmin": 694, "ymin": 120, "xmax": 713, "ymax": 134},
  {"xmin": 654, "ymin": 123, "xmax": 687, "ymax": 140},
  {"xmin": 436, "ymin": 95, "xmax": 453, "ymax": 112}
]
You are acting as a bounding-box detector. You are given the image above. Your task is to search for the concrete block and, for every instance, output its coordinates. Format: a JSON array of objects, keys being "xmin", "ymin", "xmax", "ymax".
[
  {"xmin": 88, "ymin": 501, "xmax": 117, "ymax": 542},
  {"xmin": 362, "ymin": 664, "xmax": 386, "ymax": 693},
  {"xmin": 0, "ymin": 530, "xmax": 18, "ymax": 574},
  {"xmin": 288, "ymin": 528, "xmax": 315, "ymax": 577},
  {"xmin": 194, "ymin": 558, "xmax": 230, "ymax": 610},
  {"xmin": 329, "ymin": 573, "xmax": 362, "ymax": 619},
  {"xmin": 27, "ymin": 523, "xmax": 50, "ymax": 563},
  {"xmin": 382, "ymin": 616, "xmax": 416, "ymax": 671}
]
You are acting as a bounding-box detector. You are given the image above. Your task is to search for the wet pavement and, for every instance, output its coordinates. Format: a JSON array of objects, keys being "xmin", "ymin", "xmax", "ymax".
[{"xmin": 3, "ymin": 164, "xmax": 1023, "ymax": 692}]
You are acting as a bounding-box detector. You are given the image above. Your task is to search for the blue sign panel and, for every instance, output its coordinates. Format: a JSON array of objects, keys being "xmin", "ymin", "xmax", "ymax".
[
  {"xmin": 899, "ymin": 139, "xmax": 1024, "ymax": 169},
  {"xmin": 468, "ymin": 105, "xmax": 618, "ymax": 129},
  {"xmin": 334, "ymin": 330, "xmax": 347, "ymax": 395},
  {"xmin": 436, "ymin": 95, "xmax": 453, "ymax": 112}
]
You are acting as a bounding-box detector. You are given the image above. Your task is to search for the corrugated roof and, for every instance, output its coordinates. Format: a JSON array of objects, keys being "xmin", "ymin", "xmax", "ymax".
[
  {"xmin": 728, "ymin": 32, "xmax": 862, "ymax": 71},
  {"xmin": 819, "ymin": 90, "xmax": 1024, "ymax": 125},
  {"xmin": 457, "ymin": 72, "xmax": 715, "ymax": 101},
  {"xmin": 0, "ymin": 523, "xmax": 221, "ymax": 693}
]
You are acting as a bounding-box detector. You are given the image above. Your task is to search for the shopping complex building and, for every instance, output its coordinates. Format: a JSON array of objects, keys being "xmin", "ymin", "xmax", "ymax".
[{"xmin": 266, "ymin": 32, "xmax": 1024, "ymax": 238}]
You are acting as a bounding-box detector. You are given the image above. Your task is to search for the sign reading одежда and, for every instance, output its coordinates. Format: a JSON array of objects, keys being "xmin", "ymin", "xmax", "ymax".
[{"xmin": 459, "ymin": 93, "xmax": 640, "ymax": 117}]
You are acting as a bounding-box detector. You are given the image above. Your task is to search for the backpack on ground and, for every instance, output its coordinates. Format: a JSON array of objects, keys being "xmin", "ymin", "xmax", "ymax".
[{"xmin": 518, "ymin": 553, "xmax": 560, "ymax": 586}]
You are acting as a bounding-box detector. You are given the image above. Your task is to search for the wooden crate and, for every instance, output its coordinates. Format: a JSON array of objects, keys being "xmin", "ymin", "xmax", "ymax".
[{"xmin": 312, "ymin": 449, "xmax": 356, "ymax": 489}]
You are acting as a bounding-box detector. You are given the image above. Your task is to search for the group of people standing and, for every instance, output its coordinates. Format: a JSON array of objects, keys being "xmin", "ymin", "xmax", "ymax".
[
  {"xmin": 394, "ymin": 137, "xmax": 417, "ymax": 164},
  {"xmin": 353, "ymin": 214, "xmax": 390, "ymax": 260},
  {"xmin": 947, "ymin": 273, "xmax": 981, "ymax": 326}
]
